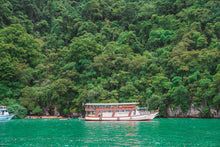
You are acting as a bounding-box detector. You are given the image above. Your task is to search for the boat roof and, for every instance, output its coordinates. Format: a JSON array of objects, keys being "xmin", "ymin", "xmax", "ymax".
[{"xmin": 85, "ymin": 103, "xmax": 139, "ymax": 106}]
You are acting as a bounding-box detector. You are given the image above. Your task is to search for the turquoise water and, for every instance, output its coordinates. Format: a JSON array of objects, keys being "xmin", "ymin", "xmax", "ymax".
[{"xmin": 0, "ymin": 118, "xmax": 220, "ymax": 146}]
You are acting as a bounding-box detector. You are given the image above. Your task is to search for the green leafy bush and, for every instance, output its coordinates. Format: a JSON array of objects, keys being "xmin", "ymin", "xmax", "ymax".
[{"xmin": 7, "ymin": 104, "xmax": 27, "ymax": 119}]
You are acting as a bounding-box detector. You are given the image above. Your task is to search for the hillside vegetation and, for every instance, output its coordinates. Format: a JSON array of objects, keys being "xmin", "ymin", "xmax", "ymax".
[{"xmin": 0, "ymin": 0, "xmax": 219, "ymax": 117}]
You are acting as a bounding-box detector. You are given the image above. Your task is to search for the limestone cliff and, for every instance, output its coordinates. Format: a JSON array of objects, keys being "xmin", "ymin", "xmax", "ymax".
[{"xmin": 166, "ymin": 103, "xmax": 220, "ymax": 118}]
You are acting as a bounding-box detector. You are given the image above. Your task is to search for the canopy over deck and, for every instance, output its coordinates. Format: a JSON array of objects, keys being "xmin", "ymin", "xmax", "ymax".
[
  {"xmin": 85, "ymin": 103, "xmax": 139, "ymax": 106},
  {"xmin": 139, "ymin": 107, "xmax": 148, "ymax": 110}
]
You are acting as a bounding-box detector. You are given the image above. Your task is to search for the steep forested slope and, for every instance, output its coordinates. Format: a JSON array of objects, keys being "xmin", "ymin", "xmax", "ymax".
[{"xmin": 0, "ymin": 0, "xmax": 219, "ymax": 117}]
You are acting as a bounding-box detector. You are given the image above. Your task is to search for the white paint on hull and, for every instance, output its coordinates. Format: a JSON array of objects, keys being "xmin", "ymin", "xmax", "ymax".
[
  {"xmin": 85, "ymin": 112, "xmax": 158, "ymax": 121},
  {"xmin": 0, "ymin": 114, "xmax": 15, "ymax": 121}
]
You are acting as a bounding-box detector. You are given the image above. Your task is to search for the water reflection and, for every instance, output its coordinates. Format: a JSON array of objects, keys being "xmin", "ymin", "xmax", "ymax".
[{"xmin": 83, "ymin": 121, "xmax": 159, "ymax": 146}]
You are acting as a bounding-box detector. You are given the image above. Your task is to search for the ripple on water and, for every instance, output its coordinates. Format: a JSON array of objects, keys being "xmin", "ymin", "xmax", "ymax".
[{"xmin": 0, "ymin": 119, "xmax": 220, "ymax": 146}]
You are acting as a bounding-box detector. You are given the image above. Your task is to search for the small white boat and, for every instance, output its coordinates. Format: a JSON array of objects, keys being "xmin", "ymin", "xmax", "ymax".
[
  {"xmin": 84, "ymin": 103, "xmax": 159, "ymax": 121},
  {"xmin": 0, "ymin": 106, "xmax": 15, "ymax": 121}
]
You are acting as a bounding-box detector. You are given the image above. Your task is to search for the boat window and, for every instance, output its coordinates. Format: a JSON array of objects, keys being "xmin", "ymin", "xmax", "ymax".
[{"xmin": 88, "ymin": 111, "xmax": 95, "ymax": 115}]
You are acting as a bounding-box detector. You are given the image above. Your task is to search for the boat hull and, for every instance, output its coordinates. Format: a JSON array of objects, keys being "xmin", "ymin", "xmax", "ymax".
[
  {"xmin": 85, "ymin": 113, "xmax": 158, "ymax": 121},
  {"xmin": 0, "ymin": 114, "xmax": 15, "ymax": 121}
]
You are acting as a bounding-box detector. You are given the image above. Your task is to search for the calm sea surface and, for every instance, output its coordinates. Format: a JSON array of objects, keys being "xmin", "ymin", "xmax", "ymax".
[{"xmin": 0, "ymin": 118, "xmax": 220, "ymax": 146}]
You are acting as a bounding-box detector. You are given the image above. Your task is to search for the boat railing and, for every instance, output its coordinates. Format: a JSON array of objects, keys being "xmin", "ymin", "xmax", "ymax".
[
  {"xmin": 150, "ymin": 110, "xmax": 159, "ymax": 114},
  {"xmin": 139, "ymin": 110, "xmax": 159, "ymax": 115}
]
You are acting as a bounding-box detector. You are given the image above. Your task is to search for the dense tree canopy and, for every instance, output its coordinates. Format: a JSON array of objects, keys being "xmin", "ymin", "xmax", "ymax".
[{"xmin": 0, "ymin": 0, "xmax": 219, "ymax": 117}]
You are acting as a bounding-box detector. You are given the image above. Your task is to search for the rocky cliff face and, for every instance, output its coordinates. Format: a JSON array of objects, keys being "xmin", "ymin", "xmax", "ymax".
[
  {"xmin": 166, "ymin": 103, "xmax": 220, "ymax": 118},
  {"xmin": 42, "ymin": 106, "xmax": 60, "ymax": 116},
  {"xmin": 210, "ymin": 107, "xmax": 220, "ymax": 118}
]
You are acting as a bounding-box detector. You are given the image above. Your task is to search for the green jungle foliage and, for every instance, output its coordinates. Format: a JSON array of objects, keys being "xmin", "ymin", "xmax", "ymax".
[{"xmin": 0, "ymin": 0, "xmax": 219, "ymax": 117}]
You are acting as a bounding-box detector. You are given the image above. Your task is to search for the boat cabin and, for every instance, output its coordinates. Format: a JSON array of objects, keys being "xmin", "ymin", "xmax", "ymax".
[
  {"xmin": 0, "ymin": 106, "xmax": 9, "ymax": 115},
  {"xmin": 85, "ymin": 102, "xmax": 145, "ymax": 117}
]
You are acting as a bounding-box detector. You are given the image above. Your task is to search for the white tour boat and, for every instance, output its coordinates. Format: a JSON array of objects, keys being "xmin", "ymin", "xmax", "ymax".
[
  {"xmin": 85, "ymin": 103, "xmax": 158, "ymax": 121},
  {"xmin": 0, "ymin": 106, "xmax": 15, "ymax": 121}
]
